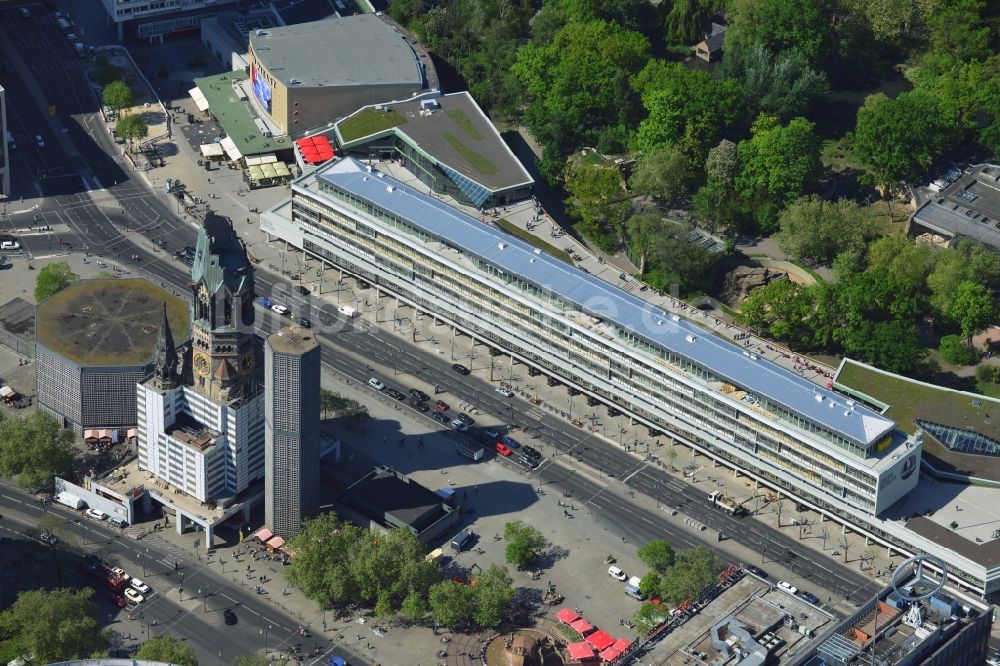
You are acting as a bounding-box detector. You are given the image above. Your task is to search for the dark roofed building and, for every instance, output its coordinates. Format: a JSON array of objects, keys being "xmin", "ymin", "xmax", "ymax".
[
  {"xmin": 693, "ymin": 11, "xmax": 726, "ymax": 62},
  {"xmin": 909, "ymin": 164, "xmax": 1000, "ymax": 251},
  {"xmin": 337, "ymin": 466, "xmax": 459, "ymax": 544},
  {"xmin": 35, "ymin": 279, "xmax": 189, "ymax": 435}
]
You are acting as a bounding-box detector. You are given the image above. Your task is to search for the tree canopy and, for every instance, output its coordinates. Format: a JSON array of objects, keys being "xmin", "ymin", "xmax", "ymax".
[
  {"xmin": 428, "ymin": 564, "xmax": 516, "ymax": 630},
  {"xmin": 116, "ymin": 113, "xmax": 149, "ymax": 147},
  {"xmin": 102, "ymin": 80, "xmax": 134, "ymax": 115},
  {"xmin": 502, "ymin": 521, "xmax": 547, "ymax": 568},
  {"xmin": 636, "ymin": 539, "xmax": 676, "ymax": 573},
  {"xmin": 34, "ymin": 261, "xmax": 79, "ymax": 302},
  {"xmin": 628, "ymin": 145, "xmax": 698, "ymax": 205},
  {"xmin": 563, "ymin": 159, "xmax": 630, "ymax": 251},
  {"xmin": 721, "ymin": 45, "xmax": 829, "ymax": 122},
  {"xmin": 0, "ymin": 411, "xmax": 74, "ymax": 491},
  {"xmin": 135, "ymin": 637, "xmax": 199, "ymax": 666},
  {"xmin": 774, "ymin": 196, "xmax": 877, "ymax": 264},
  {"xmin": 726, "ymin": 0, "xmax": 834, "ymax": 70},
  {"xmin": 0, "ymin": 588, "xmax": 109, "ymax": 663}
]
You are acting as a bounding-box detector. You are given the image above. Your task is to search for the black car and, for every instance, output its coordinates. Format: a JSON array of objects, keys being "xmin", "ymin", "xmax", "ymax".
[
  {"xmin": 520, "ymin": 445, "xmax": 542, "ymax": 460},
  {"xmin": 517, "ymin": 456, "xmax": 539, "ymax": 469},
  {"xmin": 457, "ymin": 413, "xmax": 475, "ymax": 426},
  {"xmin": 409, "ymin": 388, "xmax": 430, "ymax": 402},
  {"xmin": 432, "ymin": 411, "xmax": 449, "ymax": 423},
  {"xmin": 385, "ymin": 388, "xmax": 406, "ymax": 401},
  {"xmin": 223, "ymin": 608, "xmax": 237, "ymax": 625},
  {"xmin": 408, "ymin": 397, "xmax": 429, "ymax": 412},
  {"xmin": 298, "ymin": 317, "xmax": 311, "ymax": 328},
  {"xmin": 296, "ymin": 285, "xmax": 310, "ymax": 295},
  {"xmin": 451, "ymin": 363, "xmax": 470, "ymax": 375},
  {"xmin": 745, "ymin": 565, "xmax": 767, "ymax": 578}
]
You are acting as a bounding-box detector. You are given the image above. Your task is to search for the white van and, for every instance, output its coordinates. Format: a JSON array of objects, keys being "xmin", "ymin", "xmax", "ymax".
[
  {"xmin": 337, "ymin": 305, "xmax": 357, "ymax": 318},
  {"xmin": 56, "ymin": 17, "xmax": 72, "ymax": 32},
  {"xmin": 55, "ymin": 491, "xmax": 84, "ymax": 509},
  {"xmin": 109, "ymin": 516, "xmax": 128, "ymax": 528}
]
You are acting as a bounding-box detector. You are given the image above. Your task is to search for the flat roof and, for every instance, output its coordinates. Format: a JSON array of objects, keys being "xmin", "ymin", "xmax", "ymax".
[
  {"xmin": 835, "ymin": 359, "xmax": 1000, "ymax": 481},
  {"xmin": 194, "ymin": 72, "xmax": 289, "ymax": 157},
  {"xmin": 911, "ymin": 165, "xmax": 1000, "ymax": 247},
  {"xmin": 314, "ymin": 158, "xmax": 895, "ymax": 449},
  {"xmin": 36, "ymin": 279, "xmax": 189, "ymax": 367},
  {"xmin": 249, "ymin": 15, "xmax": 422, "ymax": 89},
  {"xmin": 337, "ymin": 92, "xmax": 534, "ymax": 195},
  {"xmin": 344, "ymin": 467, "xmax": 447, "ymax": 531},
  {"xmin": 266, "ymin": 327, "xmax": 318, "ymax": 355}
]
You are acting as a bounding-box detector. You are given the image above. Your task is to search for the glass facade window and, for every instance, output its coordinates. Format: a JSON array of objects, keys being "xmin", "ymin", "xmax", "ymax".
[{"xmin": 917, "ymin": 419, "xmax": 1000, "ymax": 457}]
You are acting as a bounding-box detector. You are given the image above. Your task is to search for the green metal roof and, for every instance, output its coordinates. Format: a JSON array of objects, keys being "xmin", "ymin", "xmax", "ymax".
[{"xmin": 194, "ymin": 72, "xmax": 293, "ymax": 157}]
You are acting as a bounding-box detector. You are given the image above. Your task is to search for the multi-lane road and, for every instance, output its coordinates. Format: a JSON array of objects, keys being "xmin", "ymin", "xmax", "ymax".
[
  {"xmin": 0, "ymin": 485, "xmax": 360, "ymax": 664},
  {"xmin": 1, "ymin": 3, "xmax": 881, "ymax": 648}
]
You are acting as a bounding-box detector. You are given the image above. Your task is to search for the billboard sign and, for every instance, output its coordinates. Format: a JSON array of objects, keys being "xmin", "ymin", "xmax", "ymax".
[{"xmin": 251, "ymin": 63, "xmax": 272, "ymax": 114}]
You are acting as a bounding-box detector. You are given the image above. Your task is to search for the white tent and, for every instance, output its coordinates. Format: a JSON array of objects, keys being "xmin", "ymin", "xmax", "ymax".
[
  {"xmin": 199, "ymin": 143, "xmax": 224, "ymax": 158},
  {"xmin": 220, "ymin": 136, "xmax": 242, "ymax": 161},
  {"xmin": 188, "ymin": 87, "xmax": 210, "ymax": 113}
]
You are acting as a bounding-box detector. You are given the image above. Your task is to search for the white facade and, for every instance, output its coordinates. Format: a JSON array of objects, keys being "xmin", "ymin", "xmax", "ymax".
[{"xmin": 136, "ymin": 382, "xmax": 264, "ymax": 502}]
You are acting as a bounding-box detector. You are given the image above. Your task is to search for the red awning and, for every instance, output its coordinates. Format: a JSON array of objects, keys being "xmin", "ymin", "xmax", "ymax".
[
  {"xmin": 586, "ymin": 629, "xmax": 614, "ymax": 651},
  {"xmin": 612, "ymin": 638, "xmax": 631, "ymax": 652},
  {"xmin": 555, "ymin": 608, "xmax": 580, "ymax": 624},
  {"xmin": 266, "ymin": 536, "xmax": 285, "ymax": 549},
  {"xmin": 254, "ymin": 528, "xmax": 273, "ymax": 542},
  {"xmin": 570, "ymin": 618, "xmax": 595, "ymax": 635},
  {"xmin": 567, "ymin": 642, "xmax": 595, "ymax": 660},
  {"xmin": 600, "ymin": 646, "xmax": 622, "ymax": 661}
]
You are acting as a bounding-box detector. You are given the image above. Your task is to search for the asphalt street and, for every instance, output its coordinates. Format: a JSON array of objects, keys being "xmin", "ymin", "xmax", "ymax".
[
  {"xmin": 0, "ymin": 2, "xmax": 880, "ymax": 642},
  {"xmin": 0, "ymin": 486, "xmax": 362, "ymax": 665}
]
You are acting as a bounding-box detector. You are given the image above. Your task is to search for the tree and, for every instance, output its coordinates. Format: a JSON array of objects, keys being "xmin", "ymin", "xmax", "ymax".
[
  {"xmin": 736, "ymin": 116, "xmax": 822, "ymax": 230},
  {"xmin": 628, "ymin": 146, "xmax": 698, "ymax": 205},
  {"xmin": 927, "ymin": 240, "xmax": 1000, "ymax": 322},
  {"xmin": 659, "ymin": 545, "xmax": 725, "ymax": 604},
  {"xmin": 563, "ymin": 160, "xmax": 630, "ymax": 251},
  {"xmin": 663, "ymin": 0, "xmax": 714, "ymax": 44},
  {"xmin": 725, "ymin": 0, "xmax": 833, "ymax": 70},
  {"xmin": 0, "ymin": 411, "xmax": 74, "ymax": 491},
  {"xmin": 102, "ymin": 80, "xmax": 134, "ymax": 115},
  {"xmin": 513, "ymin": 20, "xmax": 650, "ymax": 158},
  {"xmin": 389, "ymin": 0, "xmax": 426, "ymax": 24},
  {"xmin": 939, "ymin": 334, "xmax": 979, "ymax": 365},
  {"xmin": 841, "ymin": 0, "xmax": 925, "ymax": 41},
  {"xmin": 286, "ymin": 512, "xmax": 367, "ymax": 608},
  {"xmin": 34, "ymin": 261, "xmax": 80, "ymax": 302},
  {"xmin": 635, "ymin": 63, "xmax": 742, "ymax": 157},
  {"xmin": 0, "ymin": 588, "xmax": 110, "ymax": 663},
  {"xmin": 636, "ymin": 539, "xmax": 675, "ymax": 573},
  {"xmin": 774, "ymin": 196, "xmax": 876, "ymax": 264},
  {"xmin": 925, "ymin": 0, "xmax": 990, "ymax": 62},
  {"xmin": 692, "ymin": 181, "xmax": 743, "ymax": 232},
  {"xmin": 737, "ymin": 279, "xmax": 816, "ymax": 346},
  {"xmin": 646, "ymin": 222, "xmax": 716, "ymax": 293},
  {"xmin": 637, "ymin": 571, "xmax": 662, "ymax": 598},
  {"xmin": 374, "ymin": 590, "xmax": 394, "ymax": 619},
  {"xmin": 502, "ymin": 521, "xmax": 547, "ymax": 568},
  {"xmin": 705, "ymin": 140, "xmax": 739, "ymax": 189},
  {"xmin": 116, "ymin": 113, "xmax": 149, "ymax": 148},
  {"xmin": 472, "ymin": 564, "xmax": 517, "ymax": 629},
  {"xmin": 720, "ymin": 45, "xmax": 828, "ymax": 121},
  {"xmin": 135, "ymin": 637, "xmax": 198, "ymax": 666},
  {"xmin": 851, "ymin": 90, "xmax": 951, "ymax": 212},
  {"xmin": 952, "ymin": 282, "xmax": 994, "ymax": 347},
  {"xmin": 400, "ymin": 590, "xmax": 430, "ymax": 621},
  {"xmin": 232, "ymin": 657, "xmax": 270, "ymax": 666},
  {"xmin": 634, "ymin": 601, "xmax": 671, "ymax": 634},
  {"xmin": 625, "ymin": 213, "xmax": 666, "ymax": 274},
  {"xmin": 428, "ymin": 581, "xmax": 476, "ymax": 628}
]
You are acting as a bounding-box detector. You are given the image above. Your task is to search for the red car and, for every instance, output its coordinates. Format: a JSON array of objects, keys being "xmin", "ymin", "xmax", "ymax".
[
  {"xmin": 106, "ymin": 592, "xmax": 127, "ymax": 608},
  {"xmin": 495, "ymin": 442, "xmax": 512, "ymax": 457},
  {"xmin": 434, "ymin": 400, "xmax": 449, "ymax": 412}
]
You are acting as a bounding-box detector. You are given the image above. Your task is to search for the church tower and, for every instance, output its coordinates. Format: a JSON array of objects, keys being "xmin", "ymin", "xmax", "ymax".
[
  {"xmin": 151, "ymin": 302, "xmax": 179, "ymax": 390},
  {"xmin": 189, "ymin": 213, "xmax": 259, "ymax": 403}
]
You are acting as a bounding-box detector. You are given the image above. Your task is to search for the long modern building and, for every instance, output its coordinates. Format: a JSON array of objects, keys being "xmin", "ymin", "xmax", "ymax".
[
  {"xmin": 264, "ymin": 326, "xmax": 320, "ymax": 538},
  {"xmin": 1, "ymin": 83, "xmax": 9, "ymax": 199},
  {"xmin": 260, "ymin": 157, "xmax": 1000, "ymax": 596}
]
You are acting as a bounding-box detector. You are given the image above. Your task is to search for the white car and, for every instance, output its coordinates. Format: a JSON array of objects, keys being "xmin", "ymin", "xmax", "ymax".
[
  {"xmin": 270, "ymin": 304, "xmax": 290, "ymax": 316},
  {"xmin": 368, "ymin": 377, "xmax": 385, "ymax": 391},
  {"xmin": 495, "ymin": 386, "xmax": 514, "ymax": 397},
  {"xmin": 0, "ymin": 241, "xmax": 19, "ymax": 250},
  {"xmin": 35, "ymin": 135, "xmax": 44, "ymax": 147},
  {"xmin": 130, "ymin": 578, "xmax": 150, "ymax": 594},
  {"xmin": 124, "ymin": 588, "xmax": 144, "ymax": 604},
  {"xmin": 777, "ymin": 580, "xmax": 798, "ymax": 595},
  {"xmin": 608, "ymin": 566, "xmax": 628, "ymax": 581},
  {"xmin": 86, "ymin": 508, "xmax": 107, "ymax": 521},
  {"xmin": 19, "ymin": 7, "xmax": 29, "ymax": 17},
  {"xmin": 450, "ymin": 418, "xmax": 469, "ymax": 432}
]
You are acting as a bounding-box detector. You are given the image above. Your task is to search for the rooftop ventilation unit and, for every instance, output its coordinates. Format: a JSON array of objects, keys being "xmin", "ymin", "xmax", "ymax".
[
  {"xmin": 533, "ymin": 248, "xmax": 541, "ymax": 254},
  {"xmin": 498, "ymin": 242, "xmax": 507, "ymax": 250},
  {"xmin": 386, "ymin": 185, "xmax": 395, "ymax": 193},
  {"xmin": 671, "ymin": 315, "xmax": 680, "ymax": 322},
  {"xmin": 685, "ymin": 334, "xmax": 696, "ymax": 343},
  {"xmin": 814, "ymin": 394, "xmax": 823, "ymax": 402}
]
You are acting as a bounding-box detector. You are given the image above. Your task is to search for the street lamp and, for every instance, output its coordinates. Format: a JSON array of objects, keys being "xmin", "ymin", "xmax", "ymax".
[
  {"xmin": 178, "ymin": 586, "xmax": 183, "ymax": 601},
  {"xmin": 198, "ymin": 588, "xmax": 204, "ymax": 613},
  {"xmin": 260, "ymin": 624, "xmax": 272, "ymax": 655}
]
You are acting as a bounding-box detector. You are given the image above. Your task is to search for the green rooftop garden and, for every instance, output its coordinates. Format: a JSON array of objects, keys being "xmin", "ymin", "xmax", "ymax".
[
  {"xmin": 339, "ymin": 109, "xmax": 406, "ymax": 143},
  {"xmin": 495, "ymin": 218, "xmax": 573, "ymax": 264},
  {"xmin": 835, "ymin": 359, "xmax": 1000, "ymax": 436},
  {"xmin": 443, "ymin": 132, "xmax": 497, "ymax": 175},
  {"xmin": 446, "ymin": 109, "xmax": 484, "ymax": 140}
]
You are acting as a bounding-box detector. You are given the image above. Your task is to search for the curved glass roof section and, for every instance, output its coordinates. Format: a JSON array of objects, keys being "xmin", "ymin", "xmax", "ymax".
[{"xmin": 917, "ymin": 419, "xmax": 1000, "ymax": 457}]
